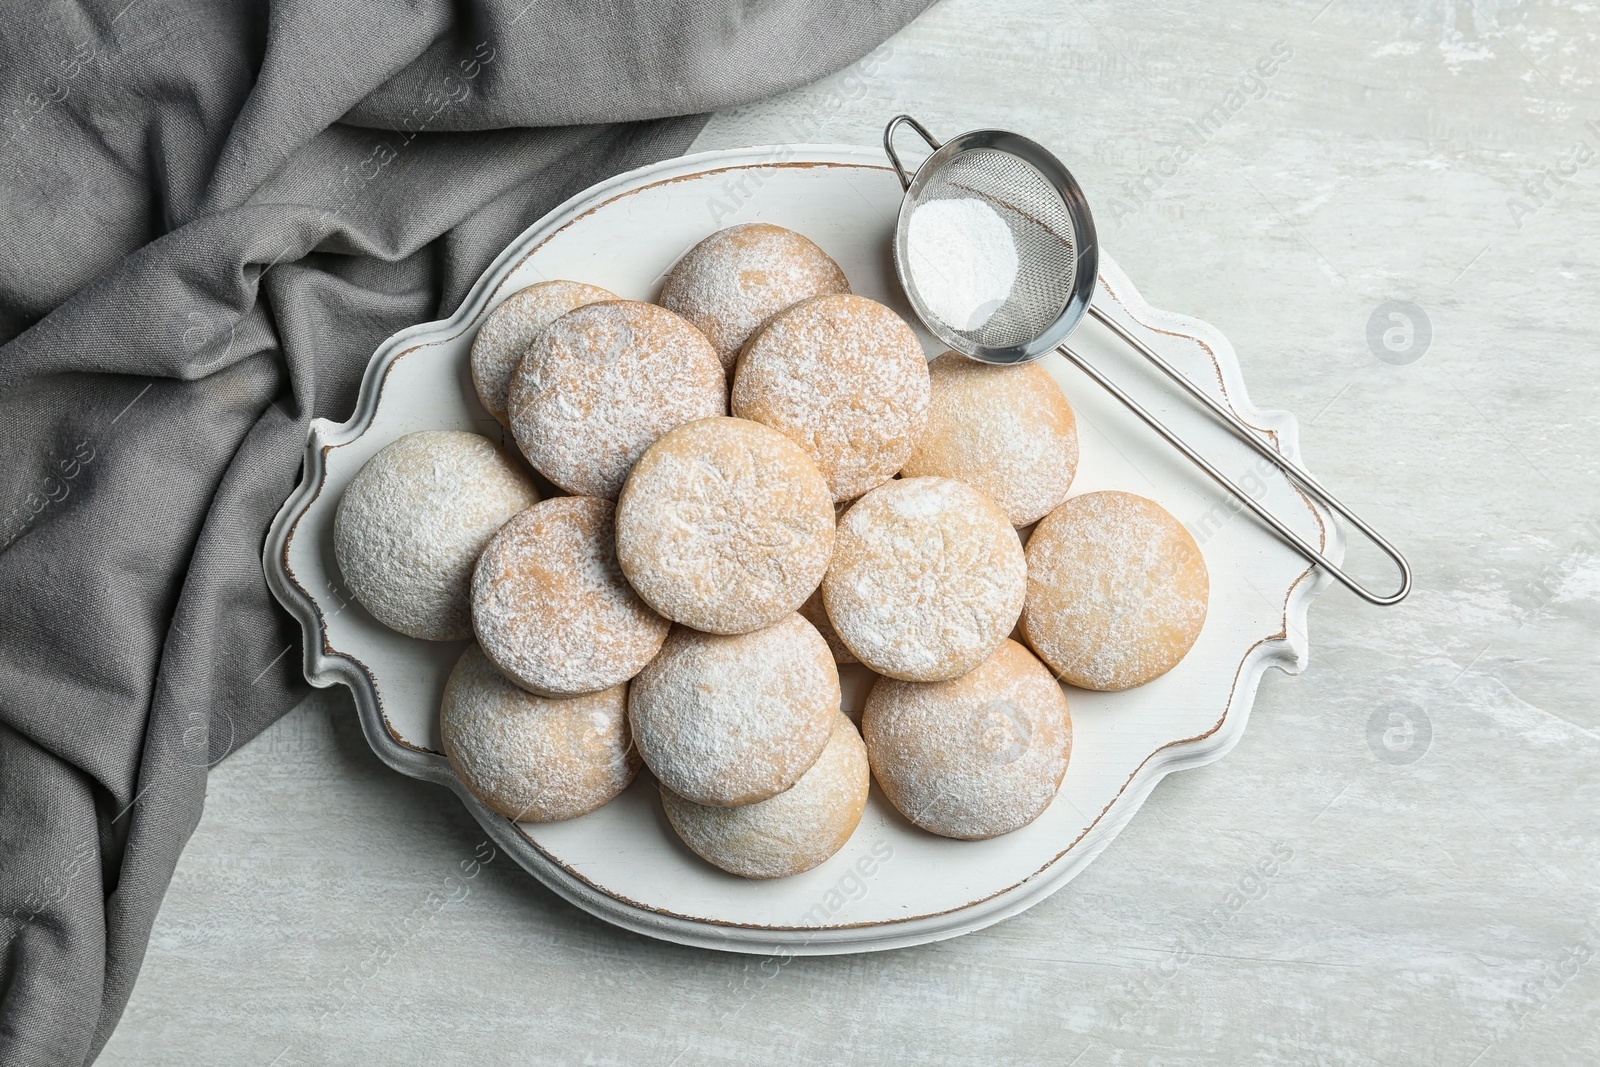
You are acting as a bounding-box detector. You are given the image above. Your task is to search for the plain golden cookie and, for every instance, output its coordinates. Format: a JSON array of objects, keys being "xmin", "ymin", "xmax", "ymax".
[
  {"xmin": 471, "ymin": 496, "xmax": 669, "ymax": 697},
  {"xmin": 1022, "ymin": 490, "xmax": 1209, "ymax": 691},
  {"xmin": 628, "ymin": 615, "xmax": 839, "ymax": 807},
  {"xmin": 440, "ymin": 644, "xmax": 639, "ymax": 822},
  {"xmin": 732, "ymin": 293, "xmax": 930, "ymax": 502},
  {"xmin": 507, "ymin": 300, "xmax": 726, "ymax": 498},
  {"xmin": 823, "ymin": 476, "xmax": 1026, "ymax": 682},
  {"xmin": 863, "ymin": 639, "xmax": 1071, "ymax": 840},
  {"xmin": 333, "ymin": 430, "xmax": 538, "ymax": 641},
  {"xmin": 470, "ymin": 280, "xmax": 616, "ymax": 424},
  {"xmin": 659, "ymin": 222, "xmax": 851, "ymax": 374},
  {"xmin": 900, "ymin": 352, "xmax": 1079, "ymax": 526},
  {"xmin": 662, "ymin": 713, "xmax": 868, "ymax": 879},
  {"xmin": 615, "ymin": 417, "xmax": 834, "ymax": 635}
]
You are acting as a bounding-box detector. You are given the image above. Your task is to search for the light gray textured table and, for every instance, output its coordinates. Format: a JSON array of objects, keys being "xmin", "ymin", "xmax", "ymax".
[{"xmin": 101, "ymin": 1, "xmax": 1600, "ymax": 1063}]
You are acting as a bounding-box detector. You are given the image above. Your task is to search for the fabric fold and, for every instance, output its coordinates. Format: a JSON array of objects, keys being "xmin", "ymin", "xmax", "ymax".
[{"xmin": 0, "ymin": 1, "xmax": 930, "ymax": 1062}]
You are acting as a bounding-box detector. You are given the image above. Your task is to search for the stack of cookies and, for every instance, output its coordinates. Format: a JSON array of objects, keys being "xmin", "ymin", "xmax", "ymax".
[{"xmin": 332, "ymin": 222, "xmax": 1210, "ymax": 880}]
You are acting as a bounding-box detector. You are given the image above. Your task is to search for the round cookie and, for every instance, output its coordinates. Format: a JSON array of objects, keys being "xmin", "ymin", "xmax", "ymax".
[
  {"xmin": 662, "ymin": 713, "xmax": 868, "ymax": 879},
  {"xmin": 333, "ymin": 430, "xmax": 538, "ymax": 641},
  {"xmin": 823, "ymin": 476, "xmax": 1026, "ymax": 682},
  {"xmin": 659, "ymin": 222, "xmax": 851, "ymax": 374},
  {"xmin": 863, "ymin": 639, "xmax": 1071, "ymax": 840},
  {"xmin": 470, "ymin": 280, "xmax": 616, "ymax": 424},
  {"xmin": 733, "ymin": 293, "xmax": 931, "ymax": 502},
  {"xmin": 628, "ymin": 615, "xmax": 839, "ymax": 807},
  {"xmin": 440, "ymin": 644, "xmax": 638, "ymax": 822},
  {"xmin": 900, "ymin": 352, "xmax": 1079, "ymax": 526},
  {"xmin": 615, "ymin": 417, "xmax": 834, "ymax": 635},
  {"xmin": 1022, "ymin": 490, "xmax": 1208, "ymax": 691},
  {"xmin": 472, "ymin": 496, "xmax": 669, "ymax": 697},
  {"xmin": 507, "ymin": 300, "xmax": 726, "ymax": 498}
]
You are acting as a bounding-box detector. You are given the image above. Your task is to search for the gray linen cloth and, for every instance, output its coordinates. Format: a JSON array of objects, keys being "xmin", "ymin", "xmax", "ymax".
[{"xmin": 0, "ymin": 2, "xmax": 931, "ymax": 1062}]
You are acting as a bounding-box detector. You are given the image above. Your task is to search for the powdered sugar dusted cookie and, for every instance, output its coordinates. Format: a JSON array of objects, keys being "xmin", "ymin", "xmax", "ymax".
[
  {"xmin": 1022, "ymin": 490, "xmax": 1208, "ymax": 691},
  {"xmin": 900, "ymin": 353, "xmax": 1079, "ymax": 526},
  {"xmin": 507, "ymin": 300, "xmax": 725, "ymax": 498},
  {"xmin": 472, "ymin": 496, "xmax": 668, "ymax": 697},
  {"xmin": 615, "ymin": 417, "xmax": 834, "ymax": 635},
  {"xmin": 470, "ymin": 280, "xmax": 616, "ymax": 425},
  {"xmin": 440, "ymin": 644, "xmax": 638, "ymax": 822},
  {"xmin": 659, "ymin": 223, "xmax": 850, "ymax": 374},
  {"xmin": 628, "ymin": 615, "xmax": 838, "ymax": 807},
  {"xmin": 662, "ymin": 713, "xmax": 868, "ymax": 879},
  {"xmin": 823, "ymin": 476, "xmax": 1026, "ymax": 682},
  {"xmin": 333, "ymin": 430, "xmax": 538, "ymax": 641},
  {"xmin": 733, "ymin": 293, "xmax": 931, "ymax": 502},
  {"xmin": 863, "ymin": 639, "xmax": 1071, "ymax": 840}
]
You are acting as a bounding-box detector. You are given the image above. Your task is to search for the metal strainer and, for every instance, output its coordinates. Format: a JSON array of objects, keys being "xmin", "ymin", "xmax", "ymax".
[{"xmin": 884, "ymin": 115, "xmax": 1411, "ymax": 606}]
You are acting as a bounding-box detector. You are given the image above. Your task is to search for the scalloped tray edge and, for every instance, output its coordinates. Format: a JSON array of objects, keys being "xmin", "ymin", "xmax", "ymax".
[{"xmin": 262, "ymin": 143, "xmax": 1342, "ymax": 955}]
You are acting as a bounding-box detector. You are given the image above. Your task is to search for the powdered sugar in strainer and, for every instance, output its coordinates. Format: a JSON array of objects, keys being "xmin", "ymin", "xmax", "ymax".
[{"xmin": 883, "ymin": 114, "xmax": 1410, "ymax": 606}]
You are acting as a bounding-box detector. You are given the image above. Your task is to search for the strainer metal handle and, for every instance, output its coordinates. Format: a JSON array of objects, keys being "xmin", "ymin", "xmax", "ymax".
[
  {"xmin": 884, "ymin": 114, "xmax": 942, "ymax": 190},
  {"xmin": 1062, "ymin": 312, "xmax": 1413, "ymax": 606},
  {"xmin": 882, "ymin": 114, "xmax": 1412, "ymax": 606}
]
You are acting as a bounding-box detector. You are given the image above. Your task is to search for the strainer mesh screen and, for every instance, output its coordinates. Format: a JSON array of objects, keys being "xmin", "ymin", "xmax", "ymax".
[{"xmin": 897, "ymin": 147, "xmax": 1078, "ymax": 352}]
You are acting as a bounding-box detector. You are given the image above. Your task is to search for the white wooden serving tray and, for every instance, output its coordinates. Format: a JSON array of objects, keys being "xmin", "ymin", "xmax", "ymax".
[{"xmin": 263, "ymin": 144, "xmax": 1337, "ymax": 955}]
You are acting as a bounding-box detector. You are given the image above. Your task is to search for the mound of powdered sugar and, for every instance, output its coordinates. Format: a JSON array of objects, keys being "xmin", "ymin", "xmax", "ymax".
[{"xmin": 905, "ymin": 197, "xmax": 1019, "ymax": 332}]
